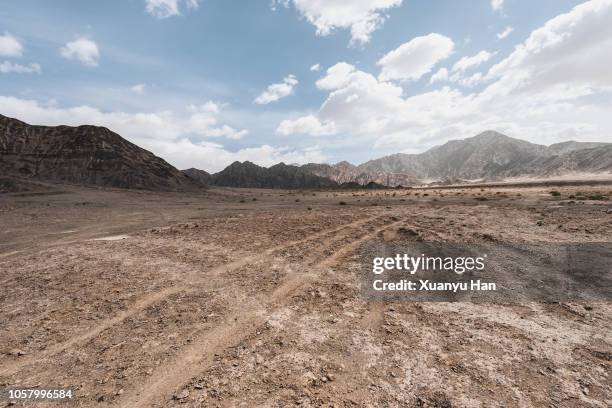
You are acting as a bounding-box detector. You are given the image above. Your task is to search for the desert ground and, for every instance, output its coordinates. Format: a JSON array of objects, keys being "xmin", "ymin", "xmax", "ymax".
[{"xmin": 0, "ymin": 181, "xmax": 611, "ymax": 407}]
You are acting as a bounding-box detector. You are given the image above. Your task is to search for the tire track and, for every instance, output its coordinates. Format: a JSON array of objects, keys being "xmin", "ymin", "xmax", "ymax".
[
  {"xmin": 0, "ymin": 214, "xmax": 383, "ymax": 377},
  {"xmin": 116, "ymin": 216, "xmax": 407, "ymax": 408}
]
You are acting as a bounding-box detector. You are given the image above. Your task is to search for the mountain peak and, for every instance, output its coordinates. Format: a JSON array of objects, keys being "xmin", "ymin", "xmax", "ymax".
[
  {"xmin": 333, "ymin": 160, "xmax": 356, "ymax": 169},
  {"xmin": 472, "ymin": 130, "xmax": 510, "ymax": 140}
]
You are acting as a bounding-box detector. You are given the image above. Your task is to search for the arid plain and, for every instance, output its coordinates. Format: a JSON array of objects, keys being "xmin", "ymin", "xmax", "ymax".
[{"xmin": 1, "ymin": 182, "xmax": 611, "ymax": 407}]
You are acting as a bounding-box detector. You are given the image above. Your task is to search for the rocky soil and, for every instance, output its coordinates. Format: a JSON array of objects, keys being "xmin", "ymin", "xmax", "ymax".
[{"xmin": 0, "ymin": 182, "xmax": 610, "ymax": 407}]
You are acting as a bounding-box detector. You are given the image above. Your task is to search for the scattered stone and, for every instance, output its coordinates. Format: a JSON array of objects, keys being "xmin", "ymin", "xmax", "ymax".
[{"xmin": 174, "ymin": 389, "xmax": 190, "ymax": 400}]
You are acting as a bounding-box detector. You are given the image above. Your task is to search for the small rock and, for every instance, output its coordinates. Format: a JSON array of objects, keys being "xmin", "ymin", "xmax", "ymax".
[
  {"xmin": 194, "ymin": 383, "xmax": 204, "ymax": 390},
  {"xmin": 582, "ymin": 386, "xmax": 590, "ymax": 396},
  {"xmin": 174, "ymin": 389, "xmax": 190, "ymax": 400},
  {"xmin": 115, "ymin": 389, "xmax": 123, "ymax": 396},
  {"xmin": 9, "ymin": 349, "xmax": 26, "ymax": 357}
]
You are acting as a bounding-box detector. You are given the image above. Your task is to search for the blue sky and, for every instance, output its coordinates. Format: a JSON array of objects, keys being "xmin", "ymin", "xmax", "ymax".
[{"xmin": 1, "ymin": 0, "xmax": 610, "ymax": 171}]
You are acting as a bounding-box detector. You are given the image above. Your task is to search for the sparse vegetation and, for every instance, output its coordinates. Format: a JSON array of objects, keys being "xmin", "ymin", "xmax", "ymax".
[{"xmin": 587, "ymin": 194, "xmax": 607, "ymax": 200}]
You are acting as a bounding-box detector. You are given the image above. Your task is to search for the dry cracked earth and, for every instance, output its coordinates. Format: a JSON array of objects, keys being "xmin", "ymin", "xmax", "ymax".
[{"xmin": 0, "ymin": 182, "xmax": 611, "ymax": 407}]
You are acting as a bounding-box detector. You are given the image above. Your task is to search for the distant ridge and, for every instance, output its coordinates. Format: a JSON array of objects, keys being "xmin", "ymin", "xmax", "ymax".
[
  {"xmin": 330, "ymin": 130, "xmax": 612, "ymax": 184},
  {"xmin": 0, "ymin": 114, "xmax": 196, "ymax": 190},
  {"xmin": 210, "ymin": 161, "xmax": 338, "ymax": 189},
  {"xmin": 2, "ymin": 113, "xmax": 610, "ymax": 190},
  {"xmin": 184, "ymin": 130, "xmax": 611, "ymax": 188}
]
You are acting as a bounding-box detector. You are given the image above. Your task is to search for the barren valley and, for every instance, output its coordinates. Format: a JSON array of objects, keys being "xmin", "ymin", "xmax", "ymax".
[{"xmin": 1, "ymin": 182, "xmax": 611, "ymax": 407}]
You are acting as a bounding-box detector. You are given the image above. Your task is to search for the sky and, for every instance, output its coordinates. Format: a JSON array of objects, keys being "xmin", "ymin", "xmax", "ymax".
[{"xmin": 1, "ymin": 0, "xmax": 611, "ymax": 172}]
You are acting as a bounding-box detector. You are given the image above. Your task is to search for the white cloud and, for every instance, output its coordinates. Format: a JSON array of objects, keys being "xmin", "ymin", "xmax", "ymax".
[
  {"xmin": 277, "ymin": 115, "xmax": 336, "ymax": 136},
  {"xmin": 272, "ymin": 0, "xmax": 403, "ymax": 45},
  {"xmin": 451, "ymin": 50, "xmax": 495, "ymax": 73},
  {"xmin": 310, "ymin": 63, "xmax": 321, "ymax": 72},
  {"xmin": 0, "ymin": 95, "xmax": 277, "ymax": 172},
  {"xmin": 60, "ymin": 37, "xmax": 100, "ymax": 67},
  {"xmin": 377, "ymin": 33, "xmax": 454, "ymax": 81},
  {"xmin": 0, "ymin": 61, "xmax": 41, "ymax": 74},
  {"xmin": 484, "ymin": 0, "xmax": 612, "ymax": 93},
  {"xmin": 277, "ymin": 0, "xmax": 612, "ymax": 151},
  {"xmin": 0, "ymin": 95, "xmax": 248, "ymax": 142},
  {"xmin": 497, "ymin": 26, "xmax": 514, "ymax": 39},
  {"xmin": 491, "ymin": 0, "xmax": 504, "ymax": 12},
  {"xmin": 144, "ymin": 0, "xmax": 200, "ymax": 18},
  {"xmin": 429, "ymin": 67, "xmax": 449, "ymax": 84},
  {"xmin": 145, "ymin": 139, "xmax": 326, "ymax": 172},
  {"xmin": 130, "ymin": 84, "xmax": 146, "ymax": 95},
  {"xmin": 0, "ymin": 33, "xmax": 23, "ymax": 57},
  {"xmin": 254, "ymin": 74, "xmax": 298, "ymax": 104}
]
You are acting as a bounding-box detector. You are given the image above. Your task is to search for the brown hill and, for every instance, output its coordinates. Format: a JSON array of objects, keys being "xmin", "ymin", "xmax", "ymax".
[{"xmin": 0, "ymin": 114, "xmax": 195, "ymax": 190}]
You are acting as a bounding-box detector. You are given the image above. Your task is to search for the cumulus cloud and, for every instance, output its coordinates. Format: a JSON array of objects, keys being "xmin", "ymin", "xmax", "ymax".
[
  {"xmin": 310, "ymin": 63, "xmax": 321, "ymax": 72},
  {"xmin": 429, "ymin": 67, "xmax": 449, "ymax": 84},
  {"xmin": 272, "ymin": 0, "xmax": 403, "ymax": 45},
  {"xmin": 377, "ymin": 33, "xmax": 454, "ymax": 81},
  {"xmin": 60, "ymin": 37, "xmax": 100, "ymax": 66},
  {"xmin": 144, "ymin": 0, "xmax": 200, "ymax": 18},
  {"xmin": 277, "ymin": 115, "xmax": 336, "ymax": 136},
  {"xmin": 0, "ymin": 32, "xmax": 23, "ymax": 57},
  {"xmin": 0, "ymin": 95, "xmax": 248, "ymax": 142},
  {"xmin": 0, "ymin": 61, "xmax": 41, "ymax": 74},
  {"xmin": 277, "ymin": 0, "xmax": 612, "ymax": 150},
  {"xmin": 130, "ymin": 84, "xmax": 146, "ymax": 95},
  {"xmin": 254, "ymin": 74, "xmax": 298, "ymax": 104},
  {"xmin": 0, "ymin": 95, "xmax": 305, "ymax": 172},
  {"xmin": 144, "ymin": 139, "xmax": 326, "ymax": 172},
  {"xmin": 491, "ymin": 0, "xmax": 504, "ymax": 12},
  {"xmin": 497, "ymin": 26, "xmax": 514, "ymax": 39},
  {"xmin": 451, "ymin": 50, "xmax": 495, "ymax": 73}
]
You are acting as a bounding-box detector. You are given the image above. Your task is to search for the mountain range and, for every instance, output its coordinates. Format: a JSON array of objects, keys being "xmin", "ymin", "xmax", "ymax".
[
  {"xmin": 1, "ymin": 114, "xmax": 610, "ymax": 190},
  {"xmin": 347, "ymin": 130, "xmax": 611, "ymax": 182}
]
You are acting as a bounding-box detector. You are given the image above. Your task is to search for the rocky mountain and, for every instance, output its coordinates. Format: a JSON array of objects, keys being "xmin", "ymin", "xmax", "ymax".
[
  {"xmin": 211, "ymin": 161, "xmax": 338, "ymax": 189},
  {"xmin": 352, "ymin": 131, "xmax": 611, "ymax": 183},
  {"xmin": 301, "ymin": 161, "xmax": 419, "ymax": 187},
  {"xmin": 182, "ymin": 168, "xmax": 212, "ymax": 185},
  {"xmin": 495, "ymin": 145, "xmax": 612, "ymax": 177},
  {"xmin": 0, "ymin": 114, "xmax": 195, "ymax": 190},
  {"xmin": 196, "ymin": 131, "xmax": 611, "ymax": 189},
  {"xmin": 546, "ymin": 141, "xmax": 610, "ymax": 156}
]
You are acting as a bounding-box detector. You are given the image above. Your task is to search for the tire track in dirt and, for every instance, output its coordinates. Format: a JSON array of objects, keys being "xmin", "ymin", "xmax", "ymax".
[
  {"xmin": 0, "ymin": 214, "xmax": 383, "ymax": 377},
  {"xmin": 116, "ymin": 216, "xmax": 408, "ymax": 408}
]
